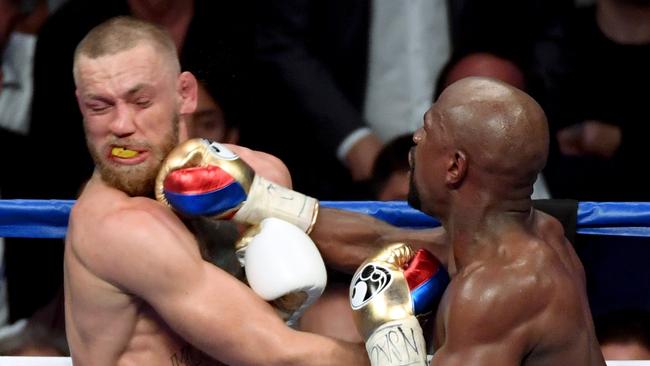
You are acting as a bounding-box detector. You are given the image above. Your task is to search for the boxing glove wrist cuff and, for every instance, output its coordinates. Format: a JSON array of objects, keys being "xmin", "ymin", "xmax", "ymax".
[
  {"xmin": 233, "ymin": 175, "xmax": 319, "ymax": 233},
  {"xmin": 365, "ymin": 316, "xmax": 428, "ymax": 366}
]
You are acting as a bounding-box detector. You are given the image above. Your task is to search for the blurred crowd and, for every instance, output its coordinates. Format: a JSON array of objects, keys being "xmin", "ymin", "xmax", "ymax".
[{"xmin": 1, "ymin": 0, "xmax": 649, "ymax": 359}]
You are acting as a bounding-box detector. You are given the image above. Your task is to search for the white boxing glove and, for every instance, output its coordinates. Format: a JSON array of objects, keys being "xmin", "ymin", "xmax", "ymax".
[{"xmin": 237, "ymin": 218, "xmax": 327, "ymax": 327}]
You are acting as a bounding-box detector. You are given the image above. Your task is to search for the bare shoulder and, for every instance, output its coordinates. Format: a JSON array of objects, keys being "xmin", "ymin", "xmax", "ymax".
[
  {"xmin": 445, "ymin": 248, "xmax": 557, "ymax": 343},
  {"xmin": 68, "ymin": 191, "xmax": 197, "ymax": 288},
  {"xmin": 533, "ymin": 209, "xmax": 586, "ymax": 281},
  {"xmin": 533, "ymin": 209, "xmax": 567, "ymax": 242}
]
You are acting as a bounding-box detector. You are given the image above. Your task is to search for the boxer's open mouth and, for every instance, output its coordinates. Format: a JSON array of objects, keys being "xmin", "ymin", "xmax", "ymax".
[{"xmin": 111, "ymin": 147, "xmax": 139, "ymax": 158}]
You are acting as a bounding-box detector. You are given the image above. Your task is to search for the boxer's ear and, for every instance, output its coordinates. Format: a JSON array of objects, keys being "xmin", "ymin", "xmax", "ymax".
[
  {"xmin": 177, "ymin": 71, "xmax": 198, "ymax": 115},
  {"xmin": 446, "ymin": 150, "xmax": 466, "ymax": 188}
]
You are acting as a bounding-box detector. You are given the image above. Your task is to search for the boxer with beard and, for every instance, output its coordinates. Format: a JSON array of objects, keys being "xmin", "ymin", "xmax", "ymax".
[{"xmin": 65, "ymin": 16, "xmax": 370, "ymax": 366}]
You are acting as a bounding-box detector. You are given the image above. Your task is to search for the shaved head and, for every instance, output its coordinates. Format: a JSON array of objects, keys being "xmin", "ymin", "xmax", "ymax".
[
  {"xmin": 73, "ymin": 16, "xmax": 180, "ymax": 84},
  {"xmin": 409, "ymin": 77, "xmax": 549, "ymax": 217},
  {"xmin": 438, "ymin": 77, "xmax": 547, "ymax": 187}
]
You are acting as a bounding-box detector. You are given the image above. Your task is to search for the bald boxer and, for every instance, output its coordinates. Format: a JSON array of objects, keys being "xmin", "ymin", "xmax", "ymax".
[
  {"xmin": 303, "ymin": 78, "xmax": 605, "ymax": 364},
  {"xmin": 405, "ymin": 77, "xmax": 605, "ymax": 365},
  {"xmin": 65, "ymin": 16, "xmax": 369, "ymax": 366},
  {"xmin": 316, "ymin": 78, "xmax": 606, "ymax": 365}
]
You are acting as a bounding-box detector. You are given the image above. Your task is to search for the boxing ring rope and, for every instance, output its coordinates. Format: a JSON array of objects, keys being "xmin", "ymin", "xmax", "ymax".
[
  {"xmin": 1, "ymin": 200, "xmax": 650, "ymax": 365},
  {"xmin": 3, "ymin": 199, "xmax": 650, "ymax": 239}
]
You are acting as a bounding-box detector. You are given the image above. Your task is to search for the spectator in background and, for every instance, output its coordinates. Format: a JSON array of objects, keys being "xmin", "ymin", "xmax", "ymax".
[
  {"xmin": 250, "ymin": 0, "xmax": 451, "ymax": 200},
  {"xmin": 369, "ymin": 134, "xmax": 413, "ymax": 201},
  {"xmin": 188, "ymin": 81, "xmax": 239, "ymax": 144},
  {"xmin": 529, "ymin": 0, "xmax": 650, "ymax": 201},
  {"xmin": 596, "ymin": 309, "xmax": 650, "ymax": 360},
  {"xmin": 435, "ymin": 52, "xmax": 526, "ymax": 99},
  {"xmin": 0, "ymin": 0, "xmax": 68, "ymax": 355},
  {"xmin": 0, "ymin": 0, "xmax": 19, "ymax": 96},
  {"xmin": 251, "ymin": 0, "xmax": 570, "ymax": 201},
  {"xmin": 447, "ymin": 0, "xmax": 573, "ymax": 77},
  {"xmin": 0, "ymin": 1, "xmax": 21, "ymax": 333},
  {"xmin": 1, "ymin": 0, "xmax": 68, "ymax": 137},
  {"xmin": 1, "ymin": 0, "xmax": 62, "ymax": 155},
  {"xmin": 1, "ymin": 0, "xmax": 44, "ymax": 131}
]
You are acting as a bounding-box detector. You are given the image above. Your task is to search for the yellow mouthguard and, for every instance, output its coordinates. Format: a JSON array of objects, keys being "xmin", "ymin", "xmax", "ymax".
[{"xmin": 111, "ymin": 147, "xmax": 139, "ymax": 158}]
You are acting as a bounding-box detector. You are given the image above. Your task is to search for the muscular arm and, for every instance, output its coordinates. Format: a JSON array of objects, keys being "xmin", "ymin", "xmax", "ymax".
[
  {"xmin": 226, "ymin": 143, "xmax": 449, "ymax": 273},
  {"xmin": 311, "ymin": 199, "xmax": 578, "ymax": 273},
  {"xmin": 431, "ymin": 268, "xmax": 545, "ymax": 366},
  {"xmin": 88, "ymin": 202, "xmax": 368, "ymax": 366},
  {"xmin": 310, "ymin": 208, "xmax": 449, "ymax": 273}
]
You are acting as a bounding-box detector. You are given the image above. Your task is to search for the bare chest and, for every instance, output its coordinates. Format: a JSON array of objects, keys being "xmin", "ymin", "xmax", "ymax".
[{"xmin": 118, "ymin": 307, "xmax": 224, "ymax": 366}]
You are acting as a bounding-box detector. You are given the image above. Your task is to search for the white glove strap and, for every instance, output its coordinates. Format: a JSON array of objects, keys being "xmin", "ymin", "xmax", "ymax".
[
  {"xmin": 278, "ymin": 286, "xmax": 323, "ymax": 329},
  {"xmin": 234, "ymin": 175, "xmax": 319, "ymax": 232},
  {"xmin": 365, "ymin": 317, "xmax": 428, "ymax": 366}
]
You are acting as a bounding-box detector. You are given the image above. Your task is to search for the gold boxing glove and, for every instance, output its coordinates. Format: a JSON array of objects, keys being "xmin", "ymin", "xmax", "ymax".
[
  {"xmin": 350, "ymin": 243, "xmax": 446, "ymax": 366},
  {"xmin": 155, "ymin": 138, "xmax": 319, "ymax": 232}
]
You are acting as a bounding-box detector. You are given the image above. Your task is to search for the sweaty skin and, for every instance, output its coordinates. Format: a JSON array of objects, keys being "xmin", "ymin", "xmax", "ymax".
[
  {"xmin": 410, "ymin": 77, "xmax": 605, "ymax": 366},
  {"xmin": 65, "ymin": 18, "xmax": 368, "ymax": 366}
]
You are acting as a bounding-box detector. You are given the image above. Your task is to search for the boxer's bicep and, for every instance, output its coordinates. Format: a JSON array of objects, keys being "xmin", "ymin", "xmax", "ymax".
[
  {"xmin": 90, "ymin": 208, "xmax": 298, "ymax": 363},
  {"xmin": 154, "ymin": 261, "xmax": 298, "ymax": 364}
]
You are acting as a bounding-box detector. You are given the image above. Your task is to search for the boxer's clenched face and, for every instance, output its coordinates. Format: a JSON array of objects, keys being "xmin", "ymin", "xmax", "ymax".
[
  {"xmin": 75, "ymin": 44, "xmax": 181, "ymax": 196},
  {"xmin": 408, "ymin": 107, "xmax": 451, "ymax": 218}
]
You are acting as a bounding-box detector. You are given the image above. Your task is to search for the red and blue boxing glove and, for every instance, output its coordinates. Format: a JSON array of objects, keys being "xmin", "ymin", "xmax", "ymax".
[
  {"xmin": 155, "ymin": 138, "xmax": 319, "ymax": 232},
  {"xmin": 403, "ymin": 247, "xmax": 449, "ymax": 315}
]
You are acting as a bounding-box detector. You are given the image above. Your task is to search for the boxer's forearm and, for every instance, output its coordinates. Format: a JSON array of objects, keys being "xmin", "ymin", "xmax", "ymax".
[
  {"xmin": 310, "ymin": 208, "xmax": 449, "ymax": 273},
  {"xmin": 282, "ymin": 331, "xmax": 370, "ymax": 366}
]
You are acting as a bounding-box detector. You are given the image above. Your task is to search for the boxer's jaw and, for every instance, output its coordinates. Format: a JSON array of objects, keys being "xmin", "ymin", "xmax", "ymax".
[{"xmin": 88, "ymin": 112, "xmax": 180, "ymax": 197}]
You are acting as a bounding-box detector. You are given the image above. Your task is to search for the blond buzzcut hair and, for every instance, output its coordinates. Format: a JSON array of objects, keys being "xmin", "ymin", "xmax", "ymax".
[{"xmin": 73, "ymin": 16, "xmax": 180, "ymax": 83}]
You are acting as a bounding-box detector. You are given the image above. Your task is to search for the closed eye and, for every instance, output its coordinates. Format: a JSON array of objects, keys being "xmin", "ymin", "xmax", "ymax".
[
  {"xmin": 135, "ymin": 98, "xmax": 152, "ymax": 108},
  {"xmin": 86, "ymin": 102, "xmax": 111, "ymax": 114}
]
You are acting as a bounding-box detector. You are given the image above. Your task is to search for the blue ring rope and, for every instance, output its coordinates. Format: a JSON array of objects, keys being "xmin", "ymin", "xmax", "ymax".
[{"xmin": 2, "ymin": 199, "xmax": 650, "ymax": 239}]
